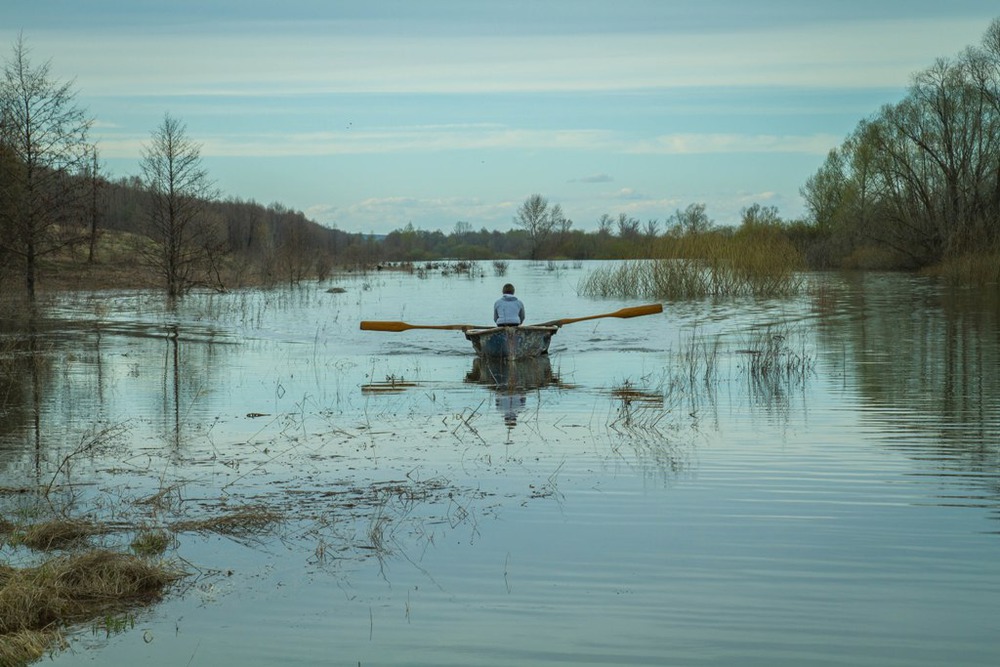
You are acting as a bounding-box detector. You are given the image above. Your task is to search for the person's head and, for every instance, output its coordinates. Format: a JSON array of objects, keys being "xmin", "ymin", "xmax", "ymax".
[{"xmin": 502, "ymin": 283, "xmax": 515, "ymax": 295}]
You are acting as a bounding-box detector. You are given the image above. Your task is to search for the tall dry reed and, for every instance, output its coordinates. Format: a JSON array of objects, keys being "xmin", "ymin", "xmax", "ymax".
[{"xmin": 580, "ymin": 229, "xmax": 804, "ymax": 300}]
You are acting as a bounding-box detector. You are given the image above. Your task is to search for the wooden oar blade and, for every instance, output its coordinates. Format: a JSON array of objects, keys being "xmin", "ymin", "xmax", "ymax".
[
  {"xmin": 360, "ymin": 321, "xmax": 411, "ymax": 332},
  {"xmin": 536, "ymin": 303, "xmax": 663, "ymax": 327},
  {"xmin": 615, "ymin": 303, "xmax": 663, "ymax": 319}
]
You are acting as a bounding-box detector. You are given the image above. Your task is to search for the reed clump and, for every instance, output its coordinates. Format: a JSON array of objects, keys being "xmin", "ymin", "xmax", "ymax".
[
  {"xmin": 17, "ymin": 519, "xmax": 106, "ymax": 551},
  {"xmin": 0, "ymin": 550, "xmax": 183, "ymax": 665},
  {"xmin": 0, "ymin": 629, "xmax": 59, "ymax": 667},
  {"xmin": 171, "ymin": 506, "xmax": 282, "ymax": 537},
  {"xmin": 130, "ymin": 529, "xmax": 173, "ymax": 557},
  {"xmin": 579, "ymin": 229, "xmax": 804, "ymax": 299},
  {"xmin": 737, "ymin": 325, "xmax": 815, "ymax": 401},
  {"xmin": 927, "ymin": 249, "xmax": 1000, "ymax": 286}
]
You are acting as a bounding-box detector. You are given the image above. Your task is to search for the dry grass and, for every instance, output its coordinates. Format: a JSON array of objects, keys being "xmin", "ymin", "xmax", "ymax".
[
  {"xmin": 0, "ymin": 551, "xmax": 178, "ymax": 633},
  {"xmin": 130, "ymin": 529, "xmax": 173, "ymax": 557},
  {"xmin": 0, "ymin": 550, "xmax": 183, "ymax": 665},
  {"xmin": 580, "ymin": 230, "xmax": 804, "ymax": 300},
  {"xmin": 171, "ymin": 506, "xmax": 282, "ymax": 537},
  {"xmin": 0, "ymin": 628, "xmax": 59, "ymax": 667},
  {"xmin": 17, "ymin": 519, "xmax": 106, "ymax": 552},
  {"xmin": 928, "ymin": 249, "xmax": 1000, "ymax": 286},
  {"xmin": 0, "ymin": 499, "xmax": 282, "ymax": 663}
]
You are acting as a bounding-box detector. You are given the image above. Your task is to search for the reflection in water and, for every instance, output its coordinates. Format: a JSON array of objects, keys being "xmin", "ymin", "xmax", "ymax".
[
  {"xmin": 813, "ymin": 275, "xmax": 1000, "ymax": 457},
  {"xmin": 360, "ymin": 376, "xmax": 421, "ymax": 394},
  {"xmin": 465, "ymin": 355, "xmax": 560, "ymax": 427},
  {"xmin": 0, "ymin": 304, "xmax": 233, "ymax": 477}
]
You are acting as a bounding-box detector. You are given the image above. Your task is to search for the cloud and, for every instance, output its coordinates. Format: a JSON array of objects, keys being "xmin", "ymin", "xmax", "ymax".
[
  {"xmin": 629, "ymin": 133, "xmax": 842, "ymax": 155},
  {"xmin": 571, "ymin": 173, "xmax": 614, "ymax": 183},
  {"xmin": 308, "ymin": 195, "xmax": 514, "ymax": 234},
  {"xmin": 93, "ymin": 123, "xmax": 840, "ymax": 160},
  {"xmin": 18, "ymin": 15, "xmax": 993, "ymax": 98},
  {"xmin": 611, "ymin": 188, "xmax": 646, "ymax": 201}
]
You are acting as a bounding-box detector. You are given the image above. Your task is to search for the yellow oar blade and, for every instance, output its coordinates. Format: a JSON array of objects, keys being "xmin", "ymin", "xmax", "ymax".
[{"xmin": 537, "ymin": 303, "xmax": 663, "ymax": 327}]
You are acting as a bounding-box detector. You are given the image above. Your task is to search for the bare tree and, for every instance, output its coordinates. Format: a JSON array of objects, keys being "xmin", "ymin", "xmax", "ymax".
[
  {"xmin": 86, "ymin": 146, "xmax": 103, "ymax": 263},
  {"xmin": 140, "ymin": 113, "xmax": 220, "ymax": 297},
  {"xmin": 740, "ymin": 203, "xmax": 782, "ymax": 227},
  {"xmin": 0, "ymin": 34, "xmax": 92, "ymax": 298},
  {"xmin": 668, "ymin": 203, "xmax": 713, "ymax": 236},
  {"xmin": 643, "ymin": 218, "xmax": 660, "ymax": 239},
  {"xmin": 616, "ymin": 212, "xmax": 641, "ymax": 239},
  {"xmin": 597, "ymin": 213, "xmax": 614, "ymax": 237},
  {"xmin": 514, "ymin": 193, "xmax": 556, "ymax": 259}
]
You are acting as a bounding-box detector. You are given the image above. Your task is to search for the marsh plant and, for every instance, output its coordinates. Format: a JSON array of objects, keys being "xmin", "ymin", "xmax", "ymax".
[
  {"xmin": 677, "ymin": 327, "xmax": 722, "ymax": 388},
  {"xmin": 0, "ymin": 549, "xmax": 184, "ymax": 665},
  {"xmin": 580, "ymin": 230, "xmax": 804, "ymax": 300},
  {"xmin": 44, "ymin": 424, "xmax": 130, "ymax": 498},
  {"xmin": 609, "ymin": 379, "xmax": 666, "ymax": 430},
  {"xmin": 737, "ymin": 324, "xmax": 815, "ymax": 401},
  {"xmin": 929, "ymin": 249, "xmax": 1000, "ymax": 287},
  {"xmin": 130, "ymin": 529, "xmax": 173, "ymax": 556}
]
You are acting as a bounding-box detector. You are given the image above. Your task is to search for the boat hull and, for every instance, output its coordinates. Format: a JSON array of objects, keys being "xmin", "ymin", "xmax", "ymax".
[{"xmin": 463, "ymin": 325, "xmax": 557, "ymax": 359}]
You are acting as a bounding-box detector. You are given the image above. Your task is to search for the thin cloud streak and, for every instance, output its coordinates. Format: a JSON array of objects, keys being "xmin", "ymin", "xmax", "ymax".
[
  {"xmin": 95, "ymin": 127, "xmax": 841, "ymax": 159},
  {"xmin": 23, "ymin": 17, "xmax": 990, "ymax": 96}
]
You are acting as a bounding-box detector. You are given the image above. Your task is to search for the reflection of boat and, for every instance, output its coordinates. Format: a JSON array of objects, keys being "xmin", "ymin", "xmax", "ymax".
[
  {"xmin": 465, "ymin": 355, "xmax": 558, "ymax": 428},
  {"xmin": 463, "ymin": 325, "xmax": 558, "ymax": 359},
  {"xmin": 464, "ymin": 355, "xmax": 557, "ymax": 390}
]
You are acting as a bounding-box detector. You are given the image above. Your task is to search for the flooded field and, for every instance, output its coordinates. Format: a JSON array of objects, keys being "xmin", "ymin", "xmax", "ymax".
[{"xmin": 2, "ymin": 260, "xmax": 1000, "ymax": 666}]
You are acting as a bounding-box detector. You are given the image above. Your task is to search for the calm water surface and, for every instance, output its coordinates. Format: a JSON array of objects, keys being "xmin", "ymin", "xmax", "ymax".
[{"xmin": 1, "ymin": 261, "xmax": 999, "ymax": 666}]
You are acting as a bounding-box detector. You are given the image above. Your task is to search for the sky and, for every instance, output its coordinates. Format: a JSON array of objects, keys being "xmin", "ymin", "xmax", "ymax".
[{"xmin": 2, "ymin": 1, "xmax": 998, "ymax": 235}]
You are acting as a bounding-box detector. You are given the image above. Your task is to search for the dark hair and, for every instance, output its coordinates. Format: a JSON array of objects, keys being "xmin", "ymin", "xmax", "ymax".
[{"xmin": 502, "ymin": 283, "xmax": 515, "ymax": 294}]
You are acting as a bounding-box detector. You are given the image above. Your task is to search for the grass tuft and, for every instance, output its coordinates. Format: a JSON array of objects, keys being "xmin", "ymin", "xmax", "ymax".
[
  {"xmin": 18, "ymin": 520, "xmax": 106, "ymax": 552},
  {"xmin": 0, "ymin": 549, "xmax": 184, "ymax": 663},
  {"xmin": 171, "ymin": 506, "xmax": 282, "ymax": 537},
  {"xmin": 0, "ymin": 628, "xmax": 59, "ymax": 667},
  {"xmin": 130, "ymin": 529, "xmax": 173, "ymax": 557}
]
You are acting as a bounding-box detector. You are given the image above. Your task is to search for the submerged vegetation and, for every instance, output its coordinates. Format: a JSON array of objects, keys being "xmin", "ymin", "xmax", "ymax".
[
  {"xmin": 0, "ymin": 525, "xmax": 185, "ymax": 667},
  {"xmin": 0, "ymin": 418, "xmax": 493, "ymax": 665},
  {"xmin": 0, "ymin": 550, "xmax": 183, "ymax": 663}
]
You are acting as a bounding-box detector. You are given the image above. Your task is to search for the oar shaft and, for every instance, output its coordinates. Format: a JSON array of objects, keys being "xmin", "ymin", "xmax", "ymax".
[{"xmin": 360, "ymin": 321, "xmax": 485, "ymax": 332}]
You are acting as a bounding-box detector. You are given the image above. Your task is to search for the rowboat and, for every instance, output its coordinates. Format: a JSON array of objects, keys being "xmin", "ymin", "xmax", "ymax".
[
  {"xmin": 360, "ymin": 304, "xmax": 661, "ymax": 359},
  {"xmin": 463, "ymin": 325, "xmax": 558, "ymax": 359}
]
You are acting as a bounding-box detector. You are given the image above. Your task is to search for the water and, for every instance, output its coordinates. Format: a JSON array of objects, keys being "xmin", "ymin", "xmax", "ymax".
[{"xmin": 2, "ymin": 261, "xmax": 999, "ymax": 666}]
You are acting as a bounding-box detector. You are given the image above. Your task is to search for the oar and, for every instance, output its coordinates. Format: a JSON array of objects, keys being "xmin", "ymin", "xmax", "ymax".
[
  {"xmin": 360, "ymin": 321, "xmax": 489, "ymax": 332},
  {"xmin": 534, "ymin": 303, "xmax": 663, "ymax": 327}
]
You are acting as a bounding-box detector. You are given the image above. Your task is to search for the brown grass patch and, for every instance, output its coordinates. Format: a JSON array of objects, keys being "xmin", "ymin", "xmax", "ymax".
[
  {"xmin": 18, "ymin": 519, "xmax": 106, "ymax": 551},
  {"xmin": 171, "ymin": 506, "xmax": 282, "ymax": 537},
  {"xmin": 0, "ymin": 550, "xmax": 182, "ymax": 634},
  {"xmin": 0, "ymin": 628, "xmax": 59, "ymax": 667},
  {"xmin": 0, "ymin": 549, "xmax": 184, "ymax": 664}
]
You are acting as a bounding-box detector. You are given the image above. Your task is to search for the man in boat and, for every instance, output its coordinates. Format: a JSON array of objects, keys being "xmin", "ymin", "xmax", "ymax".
[{"xmin": 493, "ymin": 283, "xmax": 525, "ymax": 327}]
